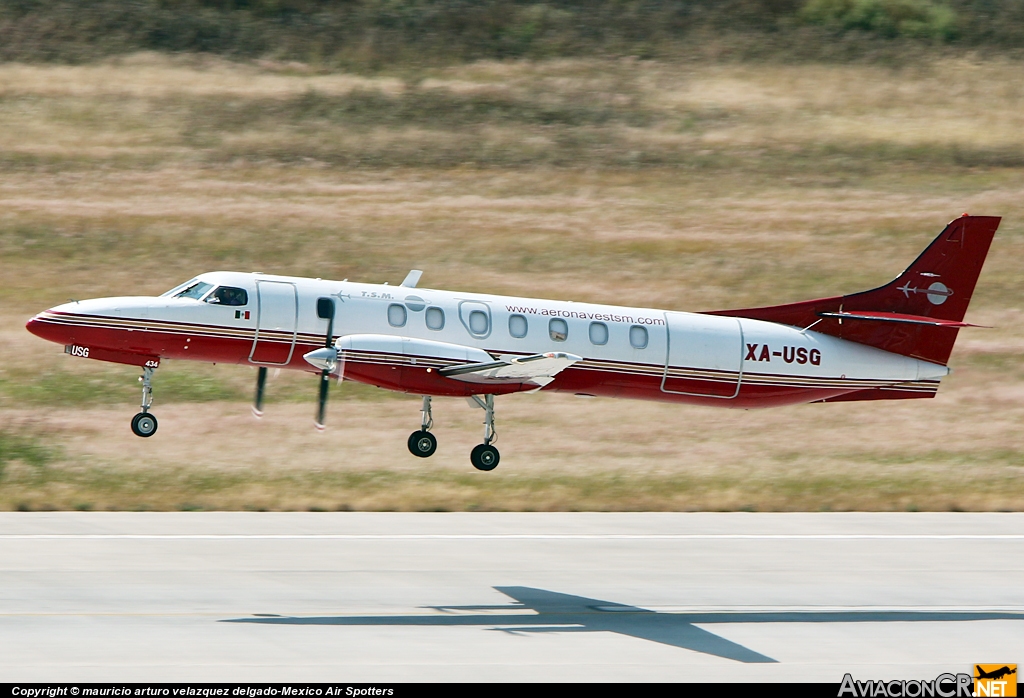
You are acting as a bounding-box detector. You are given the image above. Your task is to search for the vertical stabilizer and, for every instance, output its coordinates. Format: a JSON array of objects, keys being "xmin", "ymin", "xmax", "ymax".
[{"xmin": 709, "ymin": 215, "xmax": 1000, "ymax": 365}]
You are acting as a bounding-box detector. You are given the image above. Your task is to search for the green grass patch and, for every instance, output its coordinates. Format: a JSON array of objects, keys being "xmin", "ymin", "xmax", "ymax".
[
  {"xmin": 0, "ymin": 367, "xmax": 243, "ymax": 406},
  {"xmin": 1, "ymin": 462, "xmax": 1021, "ymax": 512},
  {"xmin": 0, "ymin": 427, "xmax": 59, "ymax": 479}
]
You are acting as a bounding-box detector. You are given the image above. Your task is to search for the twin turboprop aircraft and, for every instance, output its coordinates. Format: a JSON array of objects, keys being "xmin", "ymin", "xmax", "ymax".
[{"xmin": 26, "ymin": 215, "xmax": 999, "ymax": 471}]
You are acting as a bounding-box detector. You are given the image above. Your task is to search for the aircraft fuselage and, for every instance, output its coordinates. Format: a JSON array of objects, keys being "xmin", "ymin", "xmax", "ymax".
[{"xmin": 27, "ymin": 271, "xmax": 947, "ymax": 408}]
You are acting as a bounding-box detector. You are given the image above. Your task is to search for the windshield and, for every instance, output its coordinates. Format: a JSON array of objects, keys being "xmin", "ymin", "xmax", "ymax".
[
  {"xmin": 173, "ymin": 281, "xmax": 214, "ymax": 300},
  {"xmin": 160, "ymin": 279, "xmax": 198, "ymax": 297}
]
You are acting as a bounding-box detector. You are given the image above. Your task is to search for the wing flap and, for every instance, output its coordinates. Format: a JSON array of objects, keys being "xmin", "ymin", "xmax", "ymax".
[{"xmin": 440, "ymin": 352, "xmax": 581, "ymax": 385}]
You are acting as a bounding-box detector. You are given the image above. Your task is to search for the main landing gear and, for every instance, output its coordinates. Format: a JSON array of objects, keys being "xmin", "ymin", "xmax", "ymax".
[
  {"xmin": 405, "ymin": 394, "xmax": 500, "ymax": 470},
  {"xmin": 468, "ymin": 394, "xmax": 499, "ymax": 471},
  {"xmin": 407, "ymin": 396, "xmax": 437, "ymax": 458},
  {"xmin": 130, "ymin": 366, "xmax": 158, "ymax": 437}
]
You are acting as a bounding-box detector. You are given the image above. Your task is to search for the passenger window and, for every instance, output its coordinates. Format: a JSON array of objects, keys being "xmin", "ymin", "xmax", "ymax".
[
  {"xmin": 206, "ymin": 286, "xmax": 248, "ymax": 306},
  {"xmin": 629, "ymin": 325, "xmax": 648, "ymax": 349},
  {"xmin": 469, "ymin": 310, "xmax": 489, "ymax": 335},
  {"xmin": 425, "ymin": 306, "xmax": 445, "ymax": 330},
  {"xmin": 508, "ymin": 314, "xmax": 528, "ymax": 338},
  {"xmin": 589, "ymin": 322, "xmax": 608, "ymax": 345},
  {"xmin": 549, "ymin": 318, "xmax": 568, "ymax": 342},
  {"xmin": 388, "ymin": 304, "xmax": 408, "ymax": 327}
]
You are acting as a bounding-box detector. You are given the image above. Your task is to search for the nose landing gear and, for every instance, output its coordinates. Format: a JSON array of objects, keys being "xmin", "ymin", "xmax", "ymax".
[{"xmin": 130, "ymin": 366, "xmax": 158, "ymax": 437}]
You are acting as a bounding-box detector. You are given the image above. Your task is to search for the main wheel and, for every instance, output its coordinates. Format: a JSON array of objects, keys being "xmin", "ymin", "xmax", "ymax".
[
  {"xmin": 408, "ymin": 430, "xmax": 437, "ymax": 458},
  {"xmin": 470, "ymin": 443, "xmax": 500, "ymax": 471},
  {"xmin": 131, "ymin": 412, "xmax": 158, "ymax": 438}
]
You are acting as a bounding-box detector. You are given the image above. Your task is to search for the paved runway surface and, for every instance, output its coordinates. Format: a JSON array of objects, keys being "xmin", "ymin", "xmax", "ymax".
[{"xmin": 1, "ymin": 512, "xmax": 1023, "ymax": 682}]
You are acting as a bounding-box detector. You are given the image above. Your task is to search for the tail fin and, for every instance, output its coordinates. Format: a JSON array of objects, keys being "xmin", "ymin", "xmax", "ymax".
[{"xmin": 709, "ymin": 215, "xmax": 1000, "ymax": 365}]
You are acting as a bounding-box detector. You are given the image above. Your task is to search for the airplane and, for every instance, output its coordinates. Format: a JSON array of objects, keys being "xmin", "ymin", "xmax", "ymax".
[
  {"xmin": 25, "ymin": 214, "xmax": 999, "ymax": 471},
  {"xmin": 228, "ymin": 585, "xmax": 1024, "ymax": 664},
  {"xmin": 975, "ymin": 666, "xmax": 1017, "ymax": 681}
]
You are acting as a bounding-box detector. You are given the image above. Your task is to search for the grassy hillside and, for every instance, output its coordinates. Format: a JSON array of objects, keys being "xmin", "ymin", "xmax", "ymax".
[{"xmin": 2, "ymin": 1, "xmax": 1024, "ymax": 66}]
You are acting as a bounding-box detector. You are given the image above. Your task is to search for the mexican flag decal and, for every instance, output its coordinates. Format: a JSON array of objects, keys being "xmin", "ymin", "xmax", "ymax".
[{"xmin": 235, "ymin": 310, "xmax": 251, "ymax": 319}]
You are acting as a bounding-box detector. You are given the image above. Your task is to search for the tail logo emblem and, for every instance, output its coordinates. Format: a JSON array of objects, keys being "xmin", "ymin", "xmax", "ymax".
[{"xmin": 898, "ymin": 281, "xmax": 954, "ymax": 305}]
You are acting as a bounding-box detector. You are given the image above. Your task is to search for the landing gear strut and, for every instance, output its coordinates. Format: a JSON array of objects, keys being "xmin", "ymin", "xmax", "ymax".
[
  {"xmin": 468, "ymin": 394, "xmax": 499, "ymax": 471},
  {"xmin": 407, "ymin": 395, "xmax": 437, "ymax": 458},
  {"xmin": 130, "ymin": 366, "xmax": 158, "ymax": 437}
]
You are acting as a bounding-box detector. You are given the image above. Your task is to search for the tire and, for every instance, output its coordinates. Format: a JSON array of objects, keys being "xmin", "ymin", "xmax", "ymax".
[
  {"xmin": 470, "ymin": 444, "xmax": 500, "ymax": 471},
  {"xmin": 408, "ymin": 430, "xmax": 437, "ymax": 458},
  {"xmin": 131, "ymin": 412, "xmax": 158, "ymax": 438}
]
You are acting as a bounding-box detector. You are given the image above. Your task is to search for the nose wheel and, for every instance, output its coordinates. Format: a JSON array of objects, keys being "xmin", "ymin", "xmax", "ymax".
[
  {"xmin": 130, "ymin": 366, "xmax": 158, "ymax": 437},
  {"xmin": 131, "ymin": 412, "xmax": 158, "ymax": 437}
]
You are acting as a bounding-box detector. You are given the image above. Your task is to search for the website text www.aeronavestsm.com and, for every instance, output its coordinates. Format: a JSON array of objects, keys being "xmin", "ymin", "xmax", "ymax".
[{"xmin": 505, "ymin": 305, "xmax": 665, "ymax": 325}]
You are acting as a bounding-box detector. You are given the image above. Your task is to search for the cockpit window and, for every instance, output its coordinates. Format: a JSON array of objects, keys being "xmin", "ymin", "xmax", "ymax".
[
  {"xmin": 161, "ymin": 279, "xmax": 198, "ymax": 297},
  {"xmin": 205, "ymin": 286, "xmax": 248, "ymax": 306},
  {"xmin": 173, "ymin": 281, "xmax": 214, "ymax": 300}
]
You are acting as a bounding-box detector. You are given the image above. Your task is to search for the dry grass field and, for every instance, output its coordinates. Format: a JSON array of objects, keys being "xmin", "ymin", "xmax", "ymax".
[{"xmin": 1, "ymin": 54, "xmax": 1023, "ymax": 511}]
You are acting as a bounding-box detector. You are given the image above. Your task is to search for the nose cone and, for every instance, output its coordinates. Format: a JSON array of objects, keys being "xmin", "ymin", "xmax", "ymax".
[
  {"xmin": 26, "ymin": 304, "xmax": 77, "ymax": 345},
  {"xmin": 304, "ymin": 347, "xmax": 339, "ymax": 372},
  {"xmin": 25, "ymin": 314, "xmax": 44, "ymax": 338}
]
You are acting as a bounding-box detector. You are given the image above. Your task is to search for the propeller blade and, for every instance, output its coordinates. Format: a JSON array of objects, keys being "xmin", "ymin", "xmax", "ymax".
[
  {"xmin": 313, "ymin": 297, "xmax": 337, "ymax": 430},
  {"xmin": 315, "ymin": 368, "xmax": 330, "ymax": 430},
  {"xmin": 252, "ymin": 366, "xmax": 267, "ymax": 418}
]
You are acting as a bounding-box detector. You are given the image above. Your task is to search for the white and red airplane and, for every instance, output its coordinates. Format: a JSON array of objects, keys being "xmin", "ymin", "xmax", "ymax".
[{"xmin": 26, "ymin": 214, "xmax": 999, "ymax": 471}]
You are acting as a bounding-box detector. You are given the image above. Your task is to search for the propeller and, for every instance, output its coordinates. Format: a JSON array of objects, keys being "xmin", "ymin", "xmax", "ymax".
[
  {"xmin": 304, "ymin": 297, "xmax": 337, "ymax": 430},
  {"xmin": 252, "ymin": 366, "xmax": 267, "ymax": 418}
]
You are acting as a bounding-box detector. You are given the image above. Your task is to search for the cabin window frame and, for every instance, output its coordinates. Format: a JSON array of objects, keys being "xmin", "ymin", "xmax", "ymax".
[
  {"xmin": 387, "ymin": 303, "xmax": 408, "ymax": 328},
  {"xmin": 458, "ymin": 301, "xmax": 492, "ymax": 339},
  {"xmin": 629, "ymin": 324, "xmax": 649, "ymax": 349},
  {"xmin": 588, "ymin": 321, "xmax": 609, "ymax": 345},
  {"xmin": 425, "ymin": 306, "xmax": 445, "ymax": 330},
  {"xmin": 549, "ymin": 318, "xmax": 568, "ymax": 342},
  {"xmin": 508, "ymin": 314, "xmax": 528, "ymax": 338}
]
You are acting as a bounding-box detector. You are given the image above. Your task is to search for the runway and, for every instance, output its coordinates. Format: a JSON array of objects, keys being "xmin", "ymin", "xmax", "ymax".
[{"xmin": 1, "ymin": 512, "xmax": 1022, "ymax": 682}]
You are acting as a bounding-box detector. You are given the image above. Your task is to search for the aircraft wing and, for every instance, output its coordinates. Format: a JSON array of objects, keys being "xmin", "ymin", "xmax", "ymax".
[{"xmin": 439, "ymin": 351, "xmax": 581, "ymax": 387}]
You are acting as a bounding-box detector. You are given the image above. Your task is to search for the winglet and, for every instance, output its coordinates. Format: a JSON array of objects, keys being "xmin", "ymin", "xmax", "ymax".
[{"xmin": 400, "ymin": 270, "xmax": 423, "ymax": 288}]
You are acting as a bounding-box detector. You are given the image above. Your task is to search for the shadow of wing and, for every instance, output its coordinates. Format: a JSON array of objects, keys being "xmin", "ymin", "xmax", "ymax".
[{"xmin": 603, "ymin": 617, "xmax": 778, "ymax": 663}]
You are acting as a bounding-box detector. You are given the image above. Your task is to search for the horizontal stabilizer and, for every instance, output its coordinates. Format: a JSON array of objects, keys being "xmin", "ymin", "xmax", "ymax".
[{"xmin": 817, "ymin": 311, "xmax": 983, "ymax": 328}]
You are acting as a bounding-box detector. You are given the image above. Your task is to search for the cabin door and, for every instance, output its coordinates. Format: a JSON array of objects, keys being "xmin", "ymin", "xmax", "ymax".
[
  {"xmin": 250, "ymin": 280, "xmax": 298, "ymax": 365},
  {"xmin": 661, "ymin": 312, "xmax": 743, "ymax": 398}
]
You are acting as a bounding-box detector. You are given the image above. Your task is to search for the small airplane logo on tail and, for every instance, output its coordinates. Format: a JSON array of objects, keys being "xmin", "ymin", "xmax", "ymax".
[{"xmin": 898, "ymin": 281, "xmax": 954, "ymax": 305}]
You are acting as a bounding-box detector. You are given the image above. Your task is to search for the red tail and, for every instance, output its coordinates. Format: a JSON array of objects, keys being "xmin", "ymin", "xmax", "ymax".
[{"xmin": 709, "ymin": 215, "xmax": 1000, "ymax": 365}]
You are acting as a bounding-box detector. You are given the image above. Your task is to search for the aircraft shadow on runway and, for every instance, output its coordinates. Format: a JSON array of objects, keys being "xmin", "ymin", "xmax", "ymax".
[{"xmin": 222, "ymin": 586, "xmax": 1024, "ymax": 664}]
